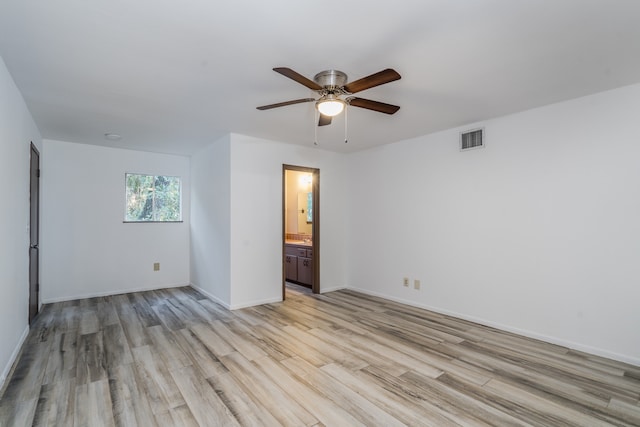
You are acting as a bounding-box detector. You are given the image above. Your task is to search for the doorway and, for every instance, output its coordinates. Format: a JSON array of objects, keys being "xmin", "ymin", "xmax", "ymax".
[
  {"xmin": 29, "ymin": 143, "xmax": 40, "ymax": 323},
  {"xmin": 282, "ymin": 165, "xmax": 319, "ymax": 300}
]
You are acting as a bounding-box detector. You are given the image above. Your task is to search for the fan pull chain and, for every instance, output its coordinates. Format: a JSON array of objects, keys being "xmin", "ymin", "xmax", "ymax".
[
  {"xmin": 344, "ymin": 104, "xmax": 348, "ymax": 143},
  {"xmin": 314, "ymin": 109, "xmax": 318, "ymax": 146}
]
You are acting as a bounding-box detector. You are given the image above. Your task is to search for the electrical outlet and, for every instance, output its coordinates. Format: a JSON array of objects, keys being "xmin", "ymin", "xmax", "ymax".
[
  {"xmin": 153, "ymin": 262, "xmax": 160, "ymax": 271},
  {"xmin": 414, "ymin": 279, "xmax": 421, "ymax": 290},
  {"xmin": 403, "ymin": 277, "xmax": 409, "ymax": 287}
]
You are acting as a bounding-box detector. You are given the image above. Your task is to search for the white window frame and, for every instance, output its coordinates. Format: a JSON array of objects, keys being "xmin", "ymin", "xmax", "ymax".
[{"xmin": 124, "ymin": 173, "xmax": 183, "ymax": 223}]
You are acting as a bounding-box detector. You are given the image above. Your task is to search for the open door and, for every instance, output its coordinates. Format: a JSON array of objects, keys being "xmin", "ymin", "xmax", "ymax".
[
  {"xmin": 283, "ymin": 165, "xmax": 319, "ymax": 300},
  {"xmin": 29, "ymin": 143, "xmax": 40, "ymax": 323}
]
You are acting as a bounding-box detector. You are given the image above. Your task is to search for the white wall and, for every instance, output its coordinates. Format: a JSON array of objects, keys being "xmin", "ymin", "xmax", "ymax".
[
  {"xmin": 41, "ymin": 140, "xmax": 190, "ymax": 302},
  {"xmin": 347, "ymin": 83, "xmax": 640, "ymax": 365},
  {"xmin": 229, "ymin": 134, "xmax": 348, "ymax": 308},
  {"xmin": 190, "ymin": 135, "xmax": 232, "ymax": 306},
  {"xmin": 0, "ymin": 56, "xmax": 42, "ymax": 387}
]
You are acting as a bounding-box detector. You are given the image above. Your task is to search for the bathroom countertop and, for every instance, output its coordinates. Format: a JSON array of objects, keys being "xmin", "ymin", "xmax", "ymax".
[{"xmin": 285, "ymin": 239, "xmax": 312, "ymax": 247}]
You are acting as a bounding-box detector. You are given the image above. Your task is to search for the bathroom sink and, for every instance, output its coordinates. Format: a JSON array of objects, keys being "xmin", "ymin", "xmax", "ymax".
[{"xmin": 285, "ymin": 239, "xmax": 312, "ymax": 246}]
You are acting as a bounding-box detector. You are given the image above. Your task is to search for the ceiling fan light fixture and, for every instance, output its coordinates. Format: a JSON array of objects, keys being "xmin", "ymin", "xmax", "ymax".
[
  {"xmin": 316, "ymin": 96, "xmax": 345, "ymax": 117},
  {"xmin": 104, "ymin": 133, "xmax": 122, "ymax": 141}
]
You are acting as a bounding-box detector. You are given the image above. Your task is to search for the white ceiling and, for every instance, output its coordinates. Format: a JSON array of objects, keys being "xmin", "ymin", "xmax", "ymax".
[{"xmin": 1, "ymin": 0, "xmax": 639, "ymax": 155}]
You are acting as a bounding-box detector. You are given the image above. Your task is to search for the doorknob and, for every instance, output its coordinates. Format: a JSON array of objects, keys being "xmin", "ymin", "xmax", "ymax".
[{"xmin": 30, "ymin": 244, "xmax": 39, "ymax": 249}]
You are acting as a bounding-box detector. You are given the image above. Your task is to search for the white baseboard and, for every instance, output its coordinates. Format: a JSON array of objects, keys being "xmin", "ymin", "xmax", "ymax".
[
  {"xmin": 189, "ymin": 283, "xmax": 231, "ymax": 309},
  {"xmin": 190, "ymin": 283, "xmax": 282, "ymax": 310},
  {"xmin": 41, "ymin": 282, "xmax": 189, "ymax": 304},
  {"xmin": 230, "ymin": 297, "xmax": 282, "ymax": 310},
  {"xmin": 347, "ymin": 286, "xmax": 640, "ymax": 367},
  {"xmin": 0, "ymin": 325, "xmax": 29, "ymax": 393},
  {"xmin": 320, "ymin": 285, "xmax": 346, "ymax": 293}
]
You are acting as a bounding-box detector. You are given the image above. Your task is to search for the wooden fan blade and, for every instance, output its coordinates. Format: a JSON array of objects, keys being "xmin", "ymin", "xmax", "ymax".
[
  {"xmin": 349, "ymin": 98, "xmax": 400, "ymax": 114},
  {"xmin": 273, "ymin": 67, "xmax": 323, "ymax": 91},
  {"xmin": 343, "ymin": 68, "xmax": 401, "ymax": 94},
  {"xmin": 318, "ymin": 114, "xmax": 332, "ymax": 126},
  {"xmin": 256, "ymin": 98, "xmax": 315, "ymax": 110}
]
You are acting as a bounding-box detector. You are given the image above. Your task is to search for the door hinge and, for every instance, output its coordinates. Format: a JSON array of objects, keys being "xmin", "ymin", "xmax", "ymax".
[{"xmin": 37, "ymin": 169, "xmax": 41, "ymax": 178}]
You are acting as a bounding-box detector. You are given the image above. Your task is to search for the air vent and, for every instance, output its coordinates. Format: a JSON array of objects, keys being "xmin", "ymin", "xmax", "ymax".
[{"xmin": 460, "ymin": 128, "xmax": 485, "ymax": 151}]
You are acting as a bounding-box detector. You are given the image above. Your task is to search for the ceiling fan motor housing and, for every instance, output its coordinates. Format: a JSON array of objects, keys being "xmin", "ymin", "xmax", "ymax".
[{"xmin": 313, "ymin": 70, "xmax": 348, "ymax": 91}]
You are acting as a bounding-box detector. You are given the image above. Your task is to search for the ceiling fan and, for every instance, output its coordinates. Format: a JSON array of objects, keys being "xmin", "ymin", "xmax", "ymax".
[{"xmin": 257, "ymin": 67, "xmax": 401, "ymax": 126}]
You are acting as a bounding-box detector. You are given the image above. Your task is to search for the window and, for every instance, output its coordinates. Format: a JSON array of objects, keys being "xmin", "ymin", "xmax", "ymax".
[
  {"xmin": 125, "ymin": 173, "xmax": 182, "ymax": 222},
  {"xmin": 307, "ymin": 191, "xmax": 313, "ymax": 223}
]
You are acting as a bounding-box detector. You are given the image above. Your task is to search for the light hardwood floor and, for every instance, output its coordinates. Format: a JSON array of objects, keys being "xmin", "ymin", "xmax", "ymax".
[{"xmin": 1, "ymin": 284, "xmax": 639, "ymax": 426}]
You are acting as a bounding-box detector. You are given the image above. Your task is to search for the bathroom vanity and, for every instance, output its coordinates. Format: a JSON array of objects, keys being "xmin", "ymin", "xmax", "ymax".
[{"xmin": 284, "ymin": 242, "xmax": 313, "ymax": 287}]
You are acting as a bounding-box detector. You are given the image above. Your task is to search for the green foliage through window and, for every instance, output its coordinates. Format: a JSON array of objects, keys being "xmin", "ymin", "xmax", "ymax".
[{"xmin": 125, "ymin": 174, "xmax": 181, "ymax": 222}]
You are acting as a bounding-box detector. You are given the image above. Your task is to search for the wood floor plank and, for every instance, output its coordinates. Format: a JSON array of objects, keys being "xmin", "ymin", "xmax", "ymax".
[
  {"xmin": 103, "ymin": 324, "xmax": 134, "ymax": 370},
  {"xmin": 607, "ymin": 398, "xmax": 640, "ymax": 425},
  {"xmin": 482, "ymin": 377, "xmax": 620, "ymax": 426},
  {"xmin": 271, "ymin": 303, "xmax": 340, "ymax": 331},
  {"xmin": 255, "ymin": 355, "xmax": 365, "ymax": 427},
  {"xmin": 74, "ymin": 378, "xmax": 116, "ymax": 427},
  {"xmin": 166, "ymin": 288, "xmax": 218, "ymax": 324},
  {"xmin": 463, "ymin": 338, "xmax": 640, "ymax": 401},
  {"xmin": 255, "ymin": 322, "xmax": 334, "ymax": 367},
  {"xmin": 173, "ymin": 328, "xmax": 229, "ymax": 379},
  {"xmin": 221, "ymin": 351, "xmax": 318, "ymax": 426},
  {"xmin": 131, "ymin": 298, "xmax": 162, "ymax": 328},
  {"xmin": 2, "ymin": 340, "xmax": 52, "ymax": 402},
  {"xmin": 76, "ymin": 331, "xmax": 107, "ymax": 385},
  {"xmin": 96, "ymin": 299, "xmax": 120, "ymax": 329},
  {"xmin": 223, "ymin": 318, "xmax": 291, "ymax": 361},
  {"xmin": 282, "ymin": 296, "xmax": 372, "ymax": 335},
  {"xmin": 189, "ymin": 322, "xmax": 236, "ymax": 358},
  {"xmin": 146, "ymin": 325, "xmax": 191, "ymax": 371},
  {"xmin": 231, "ymin": 306, "xmax": 269, "ymax": 326},
  {"xmin": 79, "ymin": 308, "xmax": 100, "ymax": 336},
  {"xmin": 196, "ymin": 298, "xmax": 235, "ymax": 322},
  {"xmin": 307, "ymin": 327, "xmax": 409, "ymax": 377},
  {"xmin": 153, "ymin": 303, "xmax": 186, "ymax": 331},
  {"xmin": 250, "ymin": 304, "xmax": 306, "ymax": 330},
  {"xmin": 282, "ymin": 325, "xmax": 369, "ymax": 370},
  {"xmin": 228, "ymin": 318, "xmax": 291, "ymax": 362},
  {"xmin": 0, "ymin": 398, "xmax": 37, "ymax": 427},
  {"xmin": 166, "ymin": 404, "xmax": 199, "ymax": 427},
  {"xmin": 281, "ymin": 356, "xmax": 406, "ymax": 427},
  {"xmin": 42, "ymin": 330, "xmax": 77, "ymax": 385},
  {"xmin": 32, "ymin": 378, "xmax": 76, "ymax": 426},
  {"xmin": 210, "ymin": 320, "xmax": 267, "ymax": 361},
  {"xmin": 206, "ymin": 371, "xmax": 283, "ymax": 427},
  {"xmin": 321, "ymin": 362, "xmax": 461, "ymax": 427},
  {"xmin": 2, "ymin": 284, "xmax": 639, "ymax": 427},
  {"xmin": 363, "ymin": 366, "xmax": 505, "ymax": 426},
  {"xmin": 113, "ymin": 294, "xmax": 151, "ymax": 348},
  {"xmin": 130, "ymin": 345, "xmax": 186, "ymax": 415},
  {"xmin": 445, "ymin": 368, "xmax": 638, "ymax": 426},
  {"xmin": 441, "ymin": 341, "xmax": 615, "ymax": 410},
  {"xmin": 334, "ymin": 327, "xmax": 444, "ymax": 379},
  {"xmin": 107, "ymin": 363, "xmax": 156, "ymax": 427},
  {"xmin": 170, "ymin": 364, "xmax": 241, "ymax": 427},
  {"xmin": 353, "ymin": 320, "xmax": 492, "ymax": 386}
]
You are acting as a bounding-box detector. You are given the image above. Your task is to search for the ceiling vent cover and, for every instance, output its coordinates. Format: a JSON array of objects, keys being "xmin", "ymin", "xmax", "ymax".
[{"xmin": 460, "ymin": 128, "xmax": 485, "ymax": 151}]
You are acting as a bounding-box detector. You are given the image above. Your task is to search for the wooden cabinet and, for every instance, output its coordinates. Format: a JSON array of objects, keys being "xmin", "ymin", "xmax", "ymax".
[
  {"xmin": 297, "ymin": 256, "xmax": 312, "ymax": 286},
  {"xmin": 285, "ymin": 254, "xmax": 297, "ymax": 281},
  {"xmin": 284, "ymin": 244, "xmax": 313, "ymax": 286}
]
